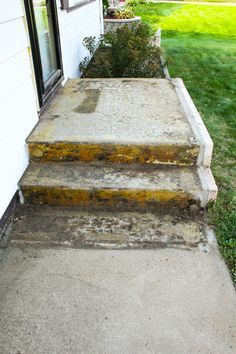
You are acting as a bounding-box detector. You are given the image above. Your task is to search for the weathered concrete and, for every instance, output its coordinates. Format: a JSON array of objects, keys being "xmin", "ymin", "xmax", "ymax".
[
  {"xmin": 21, "ymin": 78, "xmax": 218, "ymax": 210},
  {"xmin": 20, "ymin": 162, "xmax": 217, "ymax": 208},
  {"xmin": 7, "ymin": 206, "xmax": 207, "ymax": 249},
  {"xmin": 28, "ymin": 141, "xmax": 199, "ymax": 166},
  {"xmin": 173, "ymin": 78, "xmax": 213, "ymax": 167},
  {"xmin": 0, "ymin": 243, "xmax": 235, "ymax": 353},
  {"xmin": 27, "ymin": 79, "xmax": 200, "ymax": 165},
  {"xmin": 28, "ymin": 79, "xmax": 194, "ymax": 145}
]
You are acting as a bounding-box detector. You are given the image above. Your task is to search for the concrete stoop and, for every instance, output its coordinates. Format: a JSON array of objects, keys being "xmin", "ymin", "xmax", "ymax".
[{"xmin": 20, "ymin": 78, "xmax": 217, "ymax": 211}]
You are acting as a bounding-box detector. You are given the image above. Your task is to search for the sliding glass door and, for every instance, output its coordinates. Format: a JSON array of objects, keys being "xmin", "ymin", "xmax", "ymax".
[{"xmin": 24, "ymin": 0, "xmax": 63, "ymax": 107}]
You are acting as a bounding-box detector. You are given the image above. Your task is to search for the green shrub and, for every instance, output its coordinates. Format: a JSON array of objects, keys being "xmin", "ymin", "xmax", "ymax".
[
  {"xmin": 79, "ymin": 23, "xmax": 164, "ymax": 78},
  {"xmin": 106, "ymin": 6, "xmax": 135, "ymax": 19},
  {"xmin": 106, "ymin": 7, "xmax": 135, "ymax": 19},
  {"xmin": 115, "ymin": 7, "xmax": 135, "ymax": 19},
  {"xmin": 126, "ymin": 0, "xmax": 147, "ymax": 7}
]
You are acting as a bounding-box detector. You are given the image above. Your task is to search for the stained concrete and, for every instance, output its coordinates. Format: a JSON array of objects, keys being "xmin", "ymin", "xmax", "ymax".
[
  {"xmin": 28, "ymin": 79, "xmax": 196, "ymax": 146},
  {"xmin": 20, "ymin": 162, "xmax": 217, "ymax": 208},
  {"xmin": 8, "ymin": 206, "xmax": 206, "ymax": 249},
  {"xmin": 173, "ymin": 78, "xmax": 213, "ymax": 167},
  {"xmin": 20, "ymin": 162, "xmax": 205, "ymax": 208},
  {"xmin": 28, "ymin": 141, "xmax": 199, "ymax": 165},
  {"xmin": 0, "ymin": 243, "xmax": 236, "ymax": 354},
  {"xmin": 21, "ymin": 162, "xmax": 202, "ymax": 191},
  {"xmin": 21, "ymin": 78, "xmax": 217, "ymax": 210}
]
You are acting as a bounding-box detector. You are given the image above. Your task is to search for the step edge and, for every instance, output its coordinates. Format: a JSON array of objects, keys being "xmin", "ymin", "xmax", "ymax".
[
  {"xmin": 26, "ymin": 140, "xmax": 197, "ymax": 147},
  {"xmin": 172, "ymin": 78, "xmax": 213, "ymax": 168},
  {"xmin": 19, "ymin": 163, "xmax": 202, "ymax": 194},
  {"xmin": 27, "ymin": 141, "xmax": 199, "ymax": 166},
  {"xmin": 197, "ymin": 167, "xmax": 218, "ymax": 207}
]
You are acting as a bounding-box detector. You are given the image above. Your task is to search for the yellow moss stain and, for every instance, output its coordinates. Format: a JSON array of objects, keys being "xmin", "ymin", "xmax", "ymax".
[
  {"xmin": 28, "ymin": 143, "xmax": 199, "ymax": 166},
  {"xmin": 23, "ymin": 187, "xmax": 194, "ymax": 209}
]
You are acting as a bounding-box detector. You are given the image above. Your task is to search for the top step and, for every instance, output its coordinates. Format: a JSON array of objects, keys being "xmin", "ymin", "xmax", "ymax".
[{"xmin": 27, "ymin": 78, "xmax": 213, "ymax": 167}]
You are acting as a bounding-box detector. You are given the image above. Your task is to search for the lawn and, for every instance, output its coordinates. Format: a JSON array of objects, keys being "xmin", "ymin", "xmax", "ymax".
[
  {"xmin": 135, "ymin": 3, "xmax": 236, "ymax": 283},
  {"xmin": 178, "ymin": 0, "xmax": 236, "ymax": 2}
]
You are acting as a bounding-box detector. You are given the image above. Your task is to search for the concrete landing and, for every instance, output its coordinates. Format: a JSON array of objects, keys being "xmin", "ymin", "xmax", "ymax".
[
  {"xmin": 0, "ymin": 245, "xmax": 235, "ymax": 353},
  {"xmin": 20, "ymin": 162, "xmax": 217, "ymax": 208},
  {"xmin": 8, "ymin": 206, "xmax": 206, "ymax": 249},
  {"xmin": 27, "ymin": 79, "xmax": 202, "ymax": 166},
  {"xmin": 28, "ymin": 79, "xmax": 194, "ymax": 145}
]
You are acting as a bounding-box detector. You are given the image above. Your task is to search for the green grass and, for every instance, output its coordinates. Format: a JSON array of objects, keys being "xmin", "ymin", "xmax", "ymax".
[
  {"xmin": 177, "ymin": 0, "xmax": 236, "ymax": 2},
  {"xmin": 135, "ymin": 3, "xmax": 236, "ymax": 283},
  {"xmin": 135, "ymin": 3, "xmax": 236, "ymax": 34}
]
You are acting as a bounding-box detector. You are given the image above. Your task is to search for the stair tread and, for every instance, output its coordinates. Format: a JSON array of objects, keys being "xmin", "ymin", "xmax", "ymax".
[
  {"xmin": 21, "ymin": 162, "xmax": 202, "ymax": 192},
  {"xmin": 27, "ymin": 79, "xmax": 197, "ymax": 147},
  {"xmin": 9, "ymin": 206, "xmax": 207, "ymax": 250}
]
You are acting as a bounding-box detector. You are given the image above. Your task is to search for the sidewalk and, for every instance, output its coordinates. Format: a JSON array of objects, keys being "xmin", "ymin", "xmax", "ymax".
[{"xmin": 0, "ymin": 240, "xmax": 236, "ymax": 353}]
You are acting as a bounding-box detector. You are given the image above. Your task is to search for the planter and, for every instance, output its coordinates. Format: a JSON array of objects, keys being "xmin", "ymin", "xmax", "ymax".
[{"xmin": 104, "ymin": 16, "xmax": 141, "ymax": 34}]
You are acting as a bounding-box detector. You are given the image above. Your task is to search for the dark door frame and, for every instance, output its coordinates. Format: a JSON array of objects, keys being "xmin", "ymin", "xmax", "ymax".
[{"xmin": 24, "ymin": 0, "xmax": 64, "ymax": 107}]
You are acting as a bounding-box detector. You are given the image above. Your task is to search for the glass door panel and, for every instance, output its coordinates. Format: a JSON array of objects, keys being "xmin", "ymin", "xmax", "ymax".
[
  {"xmin": 33, "ymin": 0, "xmax": 58, "ymax": 83},
  {"xmin": 24, "ymin": 0, "xmax": 63, "ymax": 106}
]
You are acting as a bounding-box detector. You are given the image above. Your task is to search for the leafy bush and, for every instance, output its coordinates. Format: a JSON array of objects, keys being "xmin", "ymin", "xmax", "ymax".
[
  {"xmin": 115, "ymin": 8, "xmax": 135, "ymax": 19},
  {"xmin": 126, "ymin": 0, "xmax": 147, "ymax": 7},
  {"xmin": 79, "ymin": 23, "xmax": 164, "ymax": 78},
  {"xmin": 106, "ymin": 7, "xmax": 135, "ymax": 19}
]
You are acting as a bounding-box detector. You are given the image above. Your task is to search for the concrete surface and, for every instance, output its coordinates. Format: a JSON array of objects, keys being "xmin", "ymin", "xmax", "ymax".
[
  {"xmin": 20, "ymin": 162, "xmax": 217, "ymax": 208},
  {"xmin": 21, "ymin": 162, "xmax": 202, "ymax": 207},
  {"xmin": 7, "ymin": 206, "xmax": 206, "ymax": 249},
  {"xmin": 27, "ymin": 78, "xmax": 215, "ymax": 168},
  {"xmin": 20, "ymin": 162, "xmax": 202, "ymax": 191},
  {"xmin": 28, "ymin": 79, "xmax": 195, "ymax": 146},
  {"xmin": 0, "ymin": 243, "xmax": 236, "ymax": 354},
  {"xmin": 22, "ymin": 78, "xmax": 217, "ymax": 210},
  {"xmin": 173, "ymin": 78, "xmax": 213, "ymax": 167}
]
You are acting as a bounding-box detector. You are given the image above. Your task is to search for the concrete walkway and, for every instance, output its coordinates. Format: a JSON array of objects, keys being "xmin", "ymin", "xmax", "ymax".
[
  {"xmin": 0, "ymin": 78, "xmax": 234, "ymax": 353},
  {"xmin": 0, "ymin": 241, "xmax": 236, "ymax": 353}
]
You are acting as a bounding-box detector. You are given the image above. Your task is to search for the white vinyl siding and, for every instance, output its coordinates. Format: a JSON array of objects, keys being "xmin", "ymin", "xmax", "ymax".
[
  {"xmin": 0, "ymin": 0, "xmax": 38, "ymax": 219},
  {"xmin": 56, "ymin": 0, "xmax": 103, "ymax": 78},
  {"xmin": 0, "ymin": 0, "xmax": 103, "ymax": 219}
]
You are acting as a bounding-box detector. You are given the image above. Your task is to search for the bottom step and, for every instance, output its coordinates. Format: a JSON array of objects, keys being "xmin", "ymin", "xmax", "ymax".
[
  {"xmin": 8, "ymin": 207, "xmax": 207, "ymax": 250},
  {"xmin": 20, "ymin": 162, "xmax": 217, "ymax": 209}
]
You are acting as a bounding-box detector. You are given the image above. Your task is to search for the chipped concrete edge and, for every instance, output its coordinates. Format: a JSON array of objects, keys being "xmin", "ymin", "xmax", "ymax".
[
  {"xmin": 198, "ymin": 227, "xmax": 218, "ymax": 254},
  {"xmin": 203, "ymin": 227, "xmax": 235, "ymax": 288},
  {"xmin": 197, "ymin": 167, "xmax": 218, "ymax": 207},
  {"xmin": 172, "ymin": 78, "xmax": 213, "ymax": 167}
]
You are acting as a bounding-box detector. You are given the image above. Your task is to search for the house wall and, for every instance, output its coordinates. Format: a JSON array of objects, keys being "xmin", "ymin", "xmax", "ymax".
[
  {"xmin": 57, "ymin": 0, "xmax": 103, "ymax": 79},
  {"xmin": 0, "ymin": 1, "xmax": 39, "ymax": 220},
  {"xmin": 0, "ymin": 0, "xmax": 103, "ymax": 220}
]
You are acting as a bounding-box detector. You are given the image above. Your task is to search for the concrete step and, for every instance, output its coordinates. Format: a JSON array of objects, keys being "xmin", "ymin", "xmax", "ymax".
[
  {"xmin": 8, "ymin": 206, "xmax": 208, "ymax": 250},
  {"xmin": 28, "ymin": 141, "xmax": 199, "ymax": 166},
  {"xmin": 19, "ymin": 162, "xmax": 217, "ymax": 209},
  {"xmin": 27, "ymin": 78, "xmax": 212, "ymax": 167}
]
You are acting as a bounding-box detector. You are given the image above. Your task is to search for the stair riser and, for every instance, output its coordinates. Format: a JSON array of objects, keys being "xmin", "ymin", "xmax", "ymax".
[
  {"xmin": 28, "ymin": 143, "xmax": 199, "ymax": 166},
  {"xmin": 22, "ymin": 187, "xmax": 199, "ymax": 209}
]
